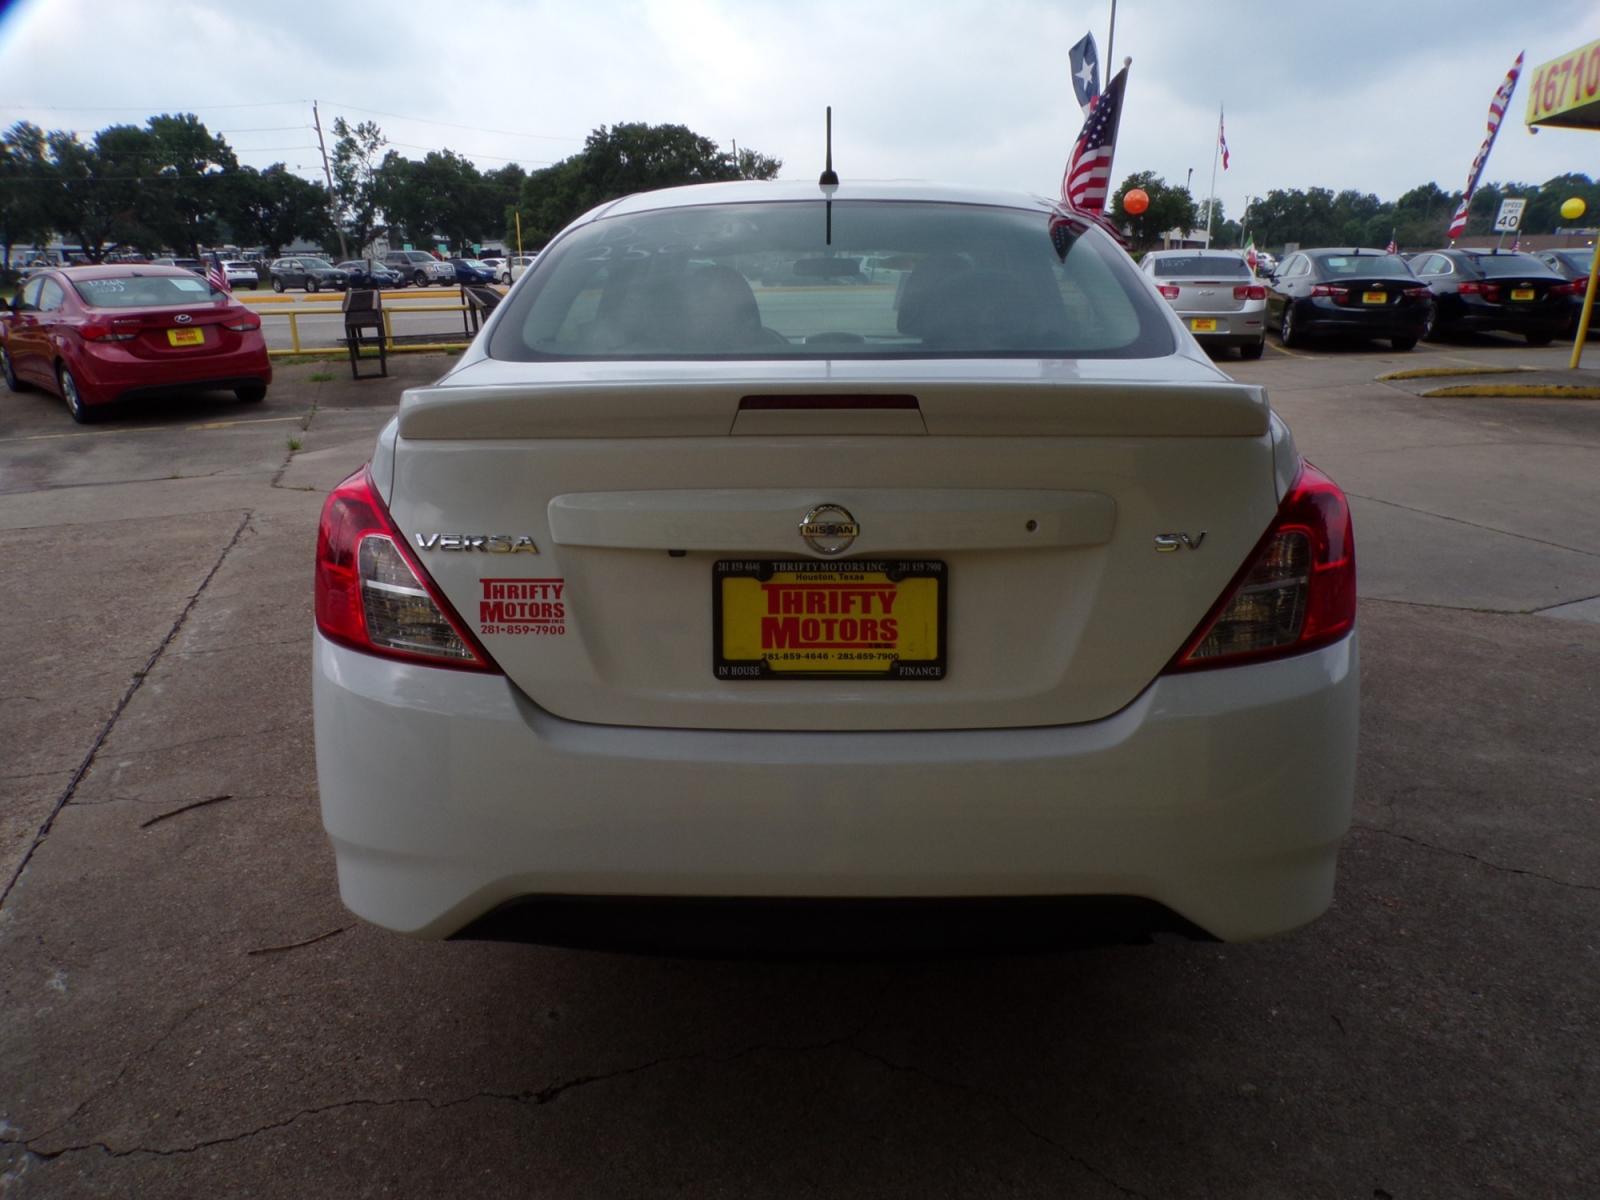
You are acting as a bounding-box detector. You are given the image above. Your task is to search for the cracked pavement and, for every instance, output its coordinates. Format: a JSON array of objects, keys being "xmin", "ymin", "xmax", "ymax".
[{"xmin": 1, "ymin": 341, "xmax": 1597, "ymax": 1198}]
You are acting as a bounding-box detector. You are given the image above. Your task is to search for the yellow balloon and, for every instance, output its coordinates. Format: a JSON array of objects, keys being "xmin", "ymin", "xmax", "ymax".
[{"xmin": 1561, "ymin": 197, "xmax": 1587, "ymax": 220}]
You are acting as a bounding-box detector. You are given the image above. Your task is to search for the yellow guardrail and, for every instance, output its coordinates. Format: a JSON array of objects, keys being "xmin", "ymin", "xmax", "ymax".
[{"xmin": 257, "ymin": 301, "xmax": 478, "ymax": 357}]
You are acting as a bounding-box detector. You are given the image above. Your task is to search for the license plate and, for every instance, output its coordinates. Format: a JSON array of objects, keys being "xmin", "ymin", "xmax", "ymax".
[
  {"xmin": 1511, "ymin": 288, "xmax": 1536, "ymax": 301},
  {"xmin": 1189, "ymin": 318, "xmax": 1218, "ymax": 332},
  {"xmin": 714, "ymin": 559, "xmax": 945, "ymax": 680},
  {"xmin": 166, "ymin": 328, "xmax": 204, "ymax": 346},
  {"xmin": 1362, "ymin": 291, "xmax": 1387, "ymax": 305}
]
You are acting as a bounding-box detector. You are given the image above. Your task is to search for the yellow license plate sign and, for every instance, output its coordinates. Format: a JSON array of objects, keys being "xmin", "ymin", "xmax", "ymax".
[
  {"xmin": 1511, "ymin": 288, "xmax": 1536, "ymax": 301},
  {"xmin": 1189, "ymin": 318, "xmax": 1218, "ymax": 332},
  {"xmin": 166, "ymin": 327, "xmax": 204, "ymax": 346},
  {"xmin": 714, "ymin": 559, "xmax": 945, "ymax": 680},
  {"xmin": 1362, "ymin": 291, "xmax": 1387, "ymax": 305}
]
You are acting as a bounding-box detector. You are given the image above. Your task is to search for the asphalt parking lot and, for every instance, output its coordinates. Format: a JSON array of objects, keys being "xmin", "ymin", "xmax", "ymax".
[{"xmin": 2, "ymin": 334, "xmax": 1597, "ymax": 1198}]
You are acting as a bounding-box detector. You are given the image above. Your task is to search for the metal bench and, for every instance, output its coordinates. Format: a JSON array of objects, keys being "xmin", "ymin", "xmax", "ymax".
[
  {"xmin": 342, "ymin": 288, "xmax": 387, "ymax": 379},
  {"xmin": 463, "ymin": 284, "xmax": 502, "ymax": 336}
]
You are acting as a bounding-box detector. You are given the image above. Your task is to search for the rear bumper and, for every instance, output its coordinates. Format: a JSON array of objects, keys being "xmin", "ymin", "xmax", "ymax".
[
  {"xmin": 1438, "ymin": 299, "xmax": 1568, "ymax": 336},
  {"xmin": 72, "ymin": 341, "xmax": 271, "ymax": 406},
  {"xmin": 1298, "ymin": 299, "xmax": 1426, "ymax": 336},
  {"xmin": 313, "ymin": 630, "xmax": 1359, "ymax": 944}
]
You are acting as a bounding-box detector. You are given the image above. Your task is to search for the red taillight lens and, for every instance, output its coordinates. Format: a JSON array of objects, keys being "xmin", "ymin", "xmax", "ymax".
[
  {"xmin": 314, "ymin": 467, "xmax": 499, "ymax": 672},
  {"xmin": 1310, "ymin": 284, "xmax": 1350, "ymax": 304},
  {"xmin": 1458, "ymin": 281, "xmax": 1502, "ymax": 300},
  {"xmin": 1233, "ymin": 284, "xmax": 1267, "ymax": 300},
  {"xmin": 79, "ymin": 320, "xmax": 137, "ymax": 342},
  {"xmin": 1402, "ymin": 286, "xmax": 1431, "ymax": 300},
  {"xmin": 1159, "ymin": 284, "xmax": 1181, "ymax": 300},
  {"xmin": 1166, "ymin": 460, "xmax": 1355, "ymax": 673},
  {"xmin": 1554, "ymin": 278, "xmax": 1587, "ymax": 296},
  {"xmin": 223, "ymin": 311, "xmax": 261, "ymax": 332}
]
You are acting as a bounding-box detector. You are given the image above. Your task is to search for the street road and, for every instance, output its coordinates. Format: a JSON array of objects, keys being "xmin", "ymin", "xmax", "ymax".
[{"xmin": 1, "ymin": 334, "xmax": 1596, "ymax": 1197}]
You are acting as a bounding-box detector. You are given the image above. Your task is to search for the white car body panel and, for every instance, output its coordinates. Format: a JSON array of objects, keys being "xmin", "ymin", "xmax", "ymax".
[{"xmin": 314, "ymin": 630, "xmax": 1357, "ymax": 942}]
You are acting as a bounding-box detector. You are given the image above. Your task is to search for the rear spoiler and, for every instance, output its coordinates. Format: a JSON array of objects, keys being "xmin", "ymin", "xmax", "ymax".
[{"xmin": 396, "ymin": 379, "xmax": 1270, "ymax": 440}]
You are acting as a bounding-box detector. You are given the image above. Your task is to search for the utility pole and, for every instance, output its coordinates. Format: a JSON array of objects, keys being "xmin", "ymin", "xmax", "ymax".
[{"xmin": 313, "ymin": 100, "xmax": 349, "ymax": 260}]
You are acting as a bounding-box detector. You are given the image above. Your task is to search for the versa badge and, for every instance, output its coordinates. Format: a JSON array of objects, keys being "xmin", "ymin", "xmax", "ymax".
[{"xmin": 414, "ymin": 533, "xmax": 540, "ymax": 554}]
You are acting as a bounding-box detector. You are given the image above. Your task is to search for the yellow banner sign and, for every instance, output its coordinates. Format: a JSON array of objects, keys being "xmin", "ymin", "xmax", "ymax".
[{"xmin": 1526, "ymin": 39, "xmax": 1600, "ymax": 129}]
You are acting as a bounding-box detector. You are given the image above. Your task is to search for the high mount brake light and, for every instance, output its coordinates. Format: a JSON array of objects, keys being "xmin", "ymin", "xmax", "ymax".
[
  {"xmin": 314, "ymin": 466, "xmax": 499, "ymax": 672},
  {"xmin": 1166, "ymin": 460, "xmax": 1355, "ymax": 672}
]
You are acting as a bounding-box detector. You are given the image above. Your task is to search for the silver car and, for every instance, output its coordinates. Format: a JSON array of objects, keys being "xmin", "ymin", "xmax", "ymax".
[{"xmin": 1141, "ymin": 249, "xmax": 1267, "ymax": 359}]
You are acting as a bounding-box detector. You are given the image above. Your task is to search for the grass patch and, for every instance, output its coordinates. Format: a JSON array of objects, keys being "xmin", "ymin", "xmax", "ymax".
[
  {"xmin": 286, "ymin": 436, "xmax": 303, "ymax": 452},
  {"xmin": 1420, "ymin": 383, "xmax": 1600, "ymax": 399},
  {"xmin": 307, "ymin": 371, "xmax": 335, "ymax": 383},
  {"xmin": 1377, "ymin": 365, "xmax": 1535, "ymax": 381}
]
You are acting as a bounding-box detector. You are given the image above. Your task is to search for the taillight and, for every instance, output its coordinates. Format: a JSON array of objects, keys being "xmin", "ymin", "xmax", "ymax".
[
  {"xmin": 1554, "ymin": 278, "xmax": 1587, "ymax": 296},
  {"xmin": 1159, "ymin": 284, "xmax": 1181, "ymax": 300},
  {"xmin": 1402, "ymin": 286, "xmax": 1431, "ymax": 300},
  {"xmin": 1458, "ymin": 281, "xmax": 1501, "ymax": 301},
  {"xmin": 223, "ymin": 311, "xmax": 261, "ymax": 332},
  {"xmin": 1166, "ymin": 460, "xmax": 1355, "ymax": 673},
  {"xmin": 79, "ymin": 319, "xmax": 137, "ymax": 342},
  {"xmin": 1233, "ymin": 284, "xmax": 1267, "ymax": 300},
  {"xmin": 1310, "ymin": 284, "xmax": 1349, "ymax": 304},
  {"xmin": 314, "ymin": 467, "xmax": 499, "ymax": 672}
]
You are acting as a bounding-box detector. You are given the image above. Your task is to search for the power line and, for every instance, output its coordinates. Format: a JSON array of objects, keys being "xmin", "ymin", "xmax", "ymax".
[
  {"xmin": 1, "ymin": 99, "xmax": 307, "ymax": 112},
  {"xmin": 323, "ymin": 101, "xmax": 583, "ymax": 143}
]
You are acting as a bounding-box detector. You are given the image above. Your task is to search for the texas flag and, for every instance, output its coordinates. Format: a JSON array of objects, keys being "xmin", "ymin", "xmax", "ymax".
[{"xmin": 1069, "ymin": 33, "xmax": 1100, "ymax": 118}]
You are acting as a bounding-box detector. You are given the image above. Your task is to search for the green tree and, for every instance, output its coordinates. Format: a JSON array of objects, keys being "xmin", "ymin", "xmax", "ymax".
[
  {"xmin": 330, "ymin": 117, "xmax": 385, "ymax": 255},
  {"xmin": 515, "ymin": 122, "xmax": 780, "ymax": 246},
  {"xmin": 1109, "ymin": 171, "xmax": 1197, "ymax": 252},
  {"xmin": 141, "ymin": 114, "xmax": 237, "ymax": 256},
  {"xmin": 221, "ymin": 164, "xmax": 330, "ymax": 258},
  {"xmin": 0, "ymin": 122, "xmax": 54, "ymax": 271}
]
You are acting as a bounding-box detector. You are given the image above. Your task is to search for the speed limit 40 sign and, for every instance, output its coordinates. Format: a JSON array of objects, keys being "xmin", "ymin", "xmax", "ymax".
[{"xmin": 1493, "ymin": 198, "xmax": 1526, "ymax": 232}]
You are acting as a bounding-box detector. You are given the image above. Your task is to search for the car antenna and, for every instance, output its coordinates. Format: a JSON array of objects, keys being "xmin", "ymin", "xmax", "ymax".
[{"xmin": 819, "ymin": 106, "xmax": 839, "ymax": 245}]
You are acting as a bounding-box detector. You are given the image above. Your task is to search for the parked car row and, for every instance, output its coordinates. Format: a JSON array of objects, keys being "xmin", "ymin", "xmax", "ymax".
[{"xmin": 1145, "ymin": 245, "xmax": 1590, "ymax": 355}]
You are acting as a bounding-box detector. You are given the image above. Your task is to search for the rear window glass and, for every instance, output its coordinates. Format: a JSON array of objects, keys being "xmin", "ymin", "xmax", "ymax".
[
  {"xmin": 1148, "ymin": 255, "xmax": 1250, "ymax": 278},
  {"xmin": 1472, "ymin": 253, "xmax": 1556, "ymax": 278},
  {"xmin": 1318, "ymin": 255, "xmax": 1411, "ymax": 276},
  {"xmin": 71, "ymin": 275, "xmax": 225, "ymax": 307},
  {"xmin": 489, "ymin": 200, "xmax": 1174, "ymax": 361}
]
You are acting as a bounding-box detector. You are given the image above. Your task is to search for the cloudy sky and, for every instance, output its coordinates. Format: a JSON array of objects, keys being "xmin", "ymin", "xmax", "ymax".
[{"xmin": 3, "ymin": 0, "xmax": 1598, "ymax": 225}]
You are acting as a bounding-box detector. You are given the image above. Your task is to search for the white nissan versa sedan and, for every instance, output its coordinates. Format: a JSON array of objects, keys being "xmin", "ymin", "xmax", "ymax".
[{"xmin": 313, "ymin": 181, "xmax": 1358, "ymax": 948}]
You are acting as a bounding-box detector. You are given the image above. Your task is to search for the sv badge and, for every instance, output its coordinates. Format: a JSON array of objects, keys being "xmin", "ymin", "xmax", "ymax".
[{"xmin": 1153, "ymin": 532, "xmax": 1207, "ymax": 553}]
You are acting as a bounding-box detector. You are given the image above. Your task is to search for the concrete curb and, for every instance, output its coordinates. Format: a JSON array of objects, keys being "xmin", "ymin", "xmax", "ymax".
[
  {"xmin": 1420, "ymin": 383, "xmax": 1600, "ymax": 399},
  {"xmin": 1377, "ymin": 366, "xmax": 1535, "ymax": 381}
]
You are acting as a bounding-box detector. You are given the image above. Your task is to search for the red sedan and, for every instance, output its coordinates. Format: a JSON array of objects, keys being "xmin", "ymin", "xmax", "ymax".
[{"xmin": 1, "ymin": 264, "xmax": 271, "ymax": 422}]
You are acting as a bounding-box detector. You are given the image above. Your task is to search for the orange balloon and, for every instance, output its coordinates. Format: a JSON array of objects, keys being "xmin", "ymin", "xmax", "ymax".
[{"xmin": 1122, "ymin": 188, "xmax": 1150, "ymax": 215}]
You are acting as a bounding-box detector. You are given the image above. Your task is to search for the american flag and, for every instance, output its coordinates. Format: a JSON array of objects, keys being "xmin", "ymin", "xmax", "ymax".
[
  {"xmin": 1062, "ymin": 64, "xmax": 1128, "ymax": 219},
  {"xmin": 207, "ymin": 251, "xmax": 231, "ymax": 294},
  {"xmin": 1219, "ymin": 110, "xmax": 1230, "ymax": 170},
  {"xmin": 1447, "ymin": 51, "xmax": 1524, "ymax": 240},
  {"xmin": 1386, "ymin": 230, "xmax": 1398, "ymax": 254},
  {"xmin": 1069, "ymin": 33, "xmax": 1100, "ymax": 118}
]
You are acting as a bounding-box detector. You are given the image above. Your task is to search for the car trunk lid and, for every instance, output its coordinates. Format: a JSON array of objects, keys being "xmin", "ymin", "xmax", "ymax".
[{"xmin": 381, "ymin": 361, "xmax": 1280, "ymax": 732}]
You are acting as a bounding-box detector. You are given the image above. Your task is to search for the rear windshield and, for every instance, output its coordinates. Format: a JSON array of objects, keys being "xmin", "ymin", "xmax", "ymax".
[
  {"xmin": 1317, "ymin": 254, "xmax": 1411, "ymax": 276},
  {"xmin": 488, "ymin": 200, "xmax": 1174, "ymax": 361},
  {"xmin": 1472, "ymin": 253, "xmax": 1556, "ymax": 278},
  {"xmin": 1148, "ymin": 255, "xmax": 1250, "ymax": 278},
  {"xmin": 70, "ymin": 274, "xmax": 226, "ymax": 307}
]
